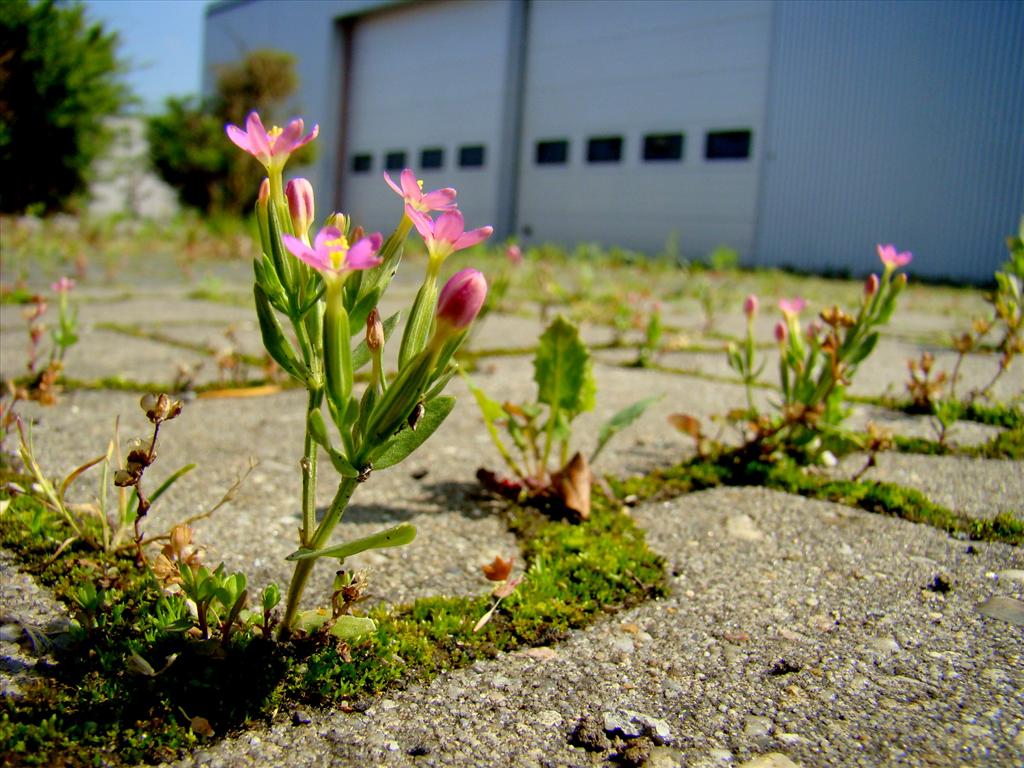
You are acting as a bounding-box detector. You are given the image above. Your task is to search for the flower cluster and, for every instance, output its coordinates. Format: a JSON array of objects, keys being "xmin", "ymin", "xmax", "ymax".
[{"xmin": 226, "ymin": 111, "xmax": 492, "ymax": 639}]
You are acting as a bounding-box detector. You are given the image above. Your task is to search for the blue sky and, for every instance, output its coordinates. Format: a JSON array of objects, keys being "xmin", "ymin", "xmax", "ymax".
[{"xmin": 85, "ymin": 0, "xmax": 211, "ymax": 113}]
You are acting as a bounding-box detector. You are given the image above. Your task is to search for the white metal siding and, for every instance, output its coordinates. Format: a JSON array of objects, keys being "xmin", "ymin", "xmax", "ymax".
[
  {"xmin": 515, "ymin": 0, "xmax": 773, "ymax": 259},
  {"xmin": 754, "ymin": 0, "xmax": 1024, "ymax": 282},
  {"xmin": 341, "ymin": 0, "xmax": 514, "ymax": 236}
]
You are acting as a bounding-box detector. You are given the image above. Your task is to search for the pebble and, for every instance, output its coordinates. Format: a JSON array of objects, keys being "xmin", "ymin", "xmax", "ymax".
[
  {"xmin": 743, "ymin": 715, "xmax": 773, "ymax": 744},
  {"xmin": 603, "ymin": 709, "xmax": 673, "ymax": 745},
  {"xmin": 976, "ymin": 596, "xmax": 1024, "ymax": 626},
  {"xmin": 726, "ymin": 513, "xmax": 764, "ymax": 541},
  {"xmin": 997, "ymin": 569, "xmax": 1024, "ymax": 585},
  {"xmin": 536, "ymin": 709, "xmax": 562, "ymax": 727}
]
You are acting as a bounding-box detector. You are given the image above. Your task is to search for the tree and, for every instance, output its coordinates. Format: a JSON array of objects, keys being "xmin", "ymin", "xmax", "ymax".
[
  {"xmin": 148, "ymin": 50, "xmax": 308, "ymax": 215},
  {"xmin": 0, "ymin": 0, "xmax": 128, "ymax": 213}
]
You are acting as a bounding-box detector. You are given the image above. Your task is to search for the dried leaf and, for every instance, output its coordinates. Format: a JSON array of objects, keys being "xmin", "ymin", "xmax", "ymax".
[
  {"xmin": 551, "ymin": 452, "xmax": 591, "ymax": 521},
  {"xmin": 190, "ymin": 716, "xmax": 215, "ymax": 738},
  {"xmin": 482, "ymin": 555, "xmax": 514, "ymax": 582},
  {"xmin": 668, "ymin": 413, "xmax": 702, "ymax": 438}
]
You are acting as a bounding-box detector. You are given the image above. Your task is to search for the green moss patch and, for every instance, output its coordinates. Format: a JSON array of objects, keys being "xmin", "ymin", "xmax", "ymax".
[
  {"xmin": 611, "ymin": 452, "xmax": 1023, "ymax": 546},
  {"xmin": 0, "ymin": 486, "xmax": 664, "ymax": 766}
]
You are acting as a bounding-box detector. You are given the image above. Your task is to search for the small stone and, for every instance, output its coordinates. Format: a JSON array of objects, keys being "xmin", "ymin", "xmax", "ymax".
[
  {"xmin": 1014, "ymin": 729, "xmax": 1024, "ymax": 749},
  {"xmin": 977, "ymin": 596, "xmax": 1024, "ymax": 626},
  {"xmin": 537, "ymin": 709, "xmax": 562, "ymax": 727},
  {"xmin": 726, "ymin": 513, "xmax": 764, "ymax": 541},
  {"xmin": 866, "ymin": 637, "xmax": 900, "ymax": 654},
  {"xmin": 648, "ymin": 746, "xmax": 685, "ymax": 768},
  {"xmin": 778, "ymin": 733, "xmax": 805, "ymax": 746},
  {"xmin": 611, "ymin": 636, "xmax": 635, "ymax": 654},
  {"xmin": 603, "ymin": 709, "xmax": 673, "ymax": 745},
  {"xmin": 384, "ymin": 741, "xmax": 400, "ymax": 752},
  {"xmin": 739, "ymin": 754, "xmax": 800, "ymax": 768},
  {"xmin": 521, "ymin": 646, "xmax": 558, "ymax": 661},
  {"xmin": 570, "ymin": 713, "xmax": 611, "ymax": 752},
  {"xmin": 744, "ymin": 715, "xmax": 773, "ymax": 744},
  {"xmin": 997, "ymin": 569, "xmax": 1024, "ymax": 585},
  {"xmin": 292, "ymin": 710, "xmax": 312, "ymax": 725}
]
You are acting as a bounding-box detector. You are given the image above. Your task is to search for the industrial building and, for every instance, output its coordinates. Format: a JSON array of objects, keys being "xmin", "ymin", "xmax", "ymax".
[{"xmin": 203, "ymin": 0, "xmax": 1024, "ymax": 282}]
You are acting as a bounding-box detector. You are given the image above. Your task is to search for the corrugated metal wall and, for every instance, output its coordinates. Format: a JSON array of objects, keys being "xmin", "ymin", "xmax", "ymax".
[{"xmin": 754, "ymin": 1, "xmax": 1024, "ymax": 282}]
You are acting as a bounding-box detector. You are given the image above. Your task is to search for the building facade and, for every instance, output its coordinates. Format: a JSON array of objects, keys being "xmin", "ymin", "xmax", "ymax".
[{"xmin": 204, "ymin": 0, "xmax": 1024, "ymax": 282}]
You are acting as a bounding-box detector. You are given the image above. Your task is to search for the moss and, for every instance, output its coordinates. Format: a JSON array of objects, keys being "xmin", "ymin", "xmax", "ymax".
[
  {"xmin": 611, "ymin": 452, "xmax": 1023, "ymax": 546},
  {"xmin": 0, "ymin": 481, "xmax": 665, "ymax": 766}
]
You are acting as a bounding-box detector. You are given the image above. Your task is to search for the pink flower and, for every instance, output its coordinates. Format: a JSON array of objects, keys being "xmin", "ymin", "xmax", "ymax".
[
  {"xmin": 877, "ymin": 244, "xmax": 912, "ymax": 269},
  {"xmin": 51, "ymin": 277, "xmax": 75, "ymax": 294},
  {"xmin": 384, "ymin": 168, "xmax": 457, "ymax": 214},
  {"xmin": 778, "ymin": 297, "xmax": 806, "ymax": 317},
  {"xmin": 436, "ymin": 268, "xmax": 488, "ymax": 331},
  {"xmin": 282, "ymin": 226, "xmax": 382, "ymax": 282},
  {"xmin": 286, "ymin": 178, "xmax": 315, "ymax": 236},
  {"xmin": 506, "ymin": 244, "xmax": 523, "ymax": 265},
  {"xmin": 774, "ymin": 320, "xmax": 788, "ymax": 343},
  {"xmin": 743, "ymin": 294, "xmax": 758, "ymax": 318},
  {"xmin": 225, "ymin": 111, "xmax": 318, "ymax": 172},
  {"xmin": 409, "ymin": 208, "xmax": 493, "ymax": 265}
]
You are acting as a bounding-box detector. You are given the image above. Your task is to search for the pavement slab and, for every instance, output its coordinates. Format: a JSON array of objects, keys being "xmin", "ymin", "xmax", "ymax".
[{"xmin": 1, "ymin": 275, "xmax": 1022, "ymax": 767}]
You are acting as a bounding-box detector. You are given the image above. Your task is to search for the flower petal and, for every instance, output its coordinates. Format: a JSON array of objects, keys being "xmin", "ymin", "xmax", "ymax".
[
  {"xmin": 433, "ymin": 210, "xmax": 465, "ymax": 245},
  {"xmin": 420, "ymin": 188, "xmax": 458, "ymax": 211},
  {"xmin": 282, "ymin": 233, "xmax": 329, "ymax": 271},
  {"xmin": 276, "ymin": 118, "xmax": 306, "ymax": 155},
  {"xmin": 383, "ymin": 172, "xmax": 403, "ymax": 197},
  {"xmin": 407, "ymin": 208, "xmax": 434, "ymax": 241},
  {"xmin": 346, "ymin": 233, "xmax": 384, "ymax": 270},
  {"xmin": 225, "ymin": 124, "xmax": 254, "ymax": 153},
  {"xmin": 453, "ymin": 225, "xmax": 493, "ymax": 252},
  {"xmin": 399, "ymin": 168, "xmax": 421, "ymax": 199},
  {"xmin": 245, "ymin": 112, "xmax": 272, "ymax": 159},
  {"xmin": 313, "ymin": 226, "xmax": 343, "ymax": 252}
]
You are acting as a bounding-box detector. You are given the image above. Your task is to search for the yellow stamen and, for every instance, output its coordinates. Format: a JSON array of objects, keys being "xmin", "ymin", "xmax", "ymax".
[{"xmin": 326, "ymin": 235, "xmax": 350, "ymax": 270}]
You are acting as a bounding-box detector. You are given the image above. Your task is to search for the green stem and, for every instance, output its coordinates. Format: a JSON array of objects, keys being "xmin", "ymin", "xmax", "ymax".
[
  {"xmin": 301, "ymin": 390, "xmax": 322, "ymax": 544},
  {"xmin": 279, "ymin": 475, "xmax": 360, "ymax": 638}
]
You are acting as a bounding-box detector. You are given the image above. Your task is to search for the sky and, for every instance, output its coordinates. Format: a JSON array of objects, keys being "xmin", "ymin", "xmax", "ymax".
[{"xmin": 84, "ymin": 0, "xmax": 212, "ymax": 113}]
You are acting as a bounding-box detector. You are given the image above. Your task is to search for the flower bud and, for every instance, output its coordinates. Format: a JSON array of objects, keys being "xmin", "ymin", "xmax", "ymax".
[
  {"xmin": 141, "ymin": 393, "xmax": 183, "ymax": 424},
  {"xmin": 864, "ymin": 273, "xmax": 879, "ymax": 297},
  {"xmin": 51, "ymin": 277, "xmax": 75, "ymax": 294},
  {"xmin": 366, "ymin": 309, "xmax": 385, "ymax": 351},
  {"xmin": 774, "ymin": 320, "xmax": 788, "ymax": 344},
  {"xmin": 286, "ymin": 178, "xmax": 315, "ymax": 238},
  {"xmin": 743, "ymin": 294, "xmax": 758, "ymax": 318},
  {"xmin": 435, "ymin": 269, "xmax": 487, "ymax": 333},
  {"xmin": 506, "ymin": 244, "xmax": 522, "ymax": 265}
]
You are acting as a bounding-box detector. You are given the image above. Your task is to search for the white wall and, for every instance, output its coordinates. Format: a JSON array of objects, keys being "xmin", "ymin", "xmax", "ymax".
[
  {"xmin": 341, "ymin": 0, "xmax": 515, "ymax": 236},
  {"xmin": 515, "ymin": 0, "xmax": 773, "ymax": 259}
]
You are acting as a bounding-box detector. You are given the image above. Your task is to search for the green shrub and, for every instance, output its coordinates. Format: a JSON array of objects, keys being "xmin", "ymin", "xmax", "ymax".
[{"xmin": 0, "ymin": 0, "xmax": 128, "ymax": 212}]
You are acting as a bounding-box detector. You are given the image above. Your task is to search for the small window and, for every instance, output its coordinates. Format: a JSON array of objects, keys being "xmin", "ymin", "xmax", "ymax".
[
  {"xmin": 536, "ymin": 139, "xmax": 569, "ymax": 165},
  {"xmin": 705, "ymin": 130, "xmax": 752, "ymax": 160},
  {"xmin": 587, "ymin": 136, "xmax": 622, "ymax": 163},
  {"xmin": 420, "ymin": 147, "xmax": 444, "ymax": 169},
  {"xmin": 385, "ymin": 150, "xmax": 407, "ymax": 171},
  {"xmin": 643, "ymin": 133, "xmax": 684, "ymax": 162},
  {"xmin": 351, "ymin": 153, "xmax": 372, "ymax": 173},
  {"xmin": 459, "ymin": 144, "xmax": 485, "ymax": 168}
]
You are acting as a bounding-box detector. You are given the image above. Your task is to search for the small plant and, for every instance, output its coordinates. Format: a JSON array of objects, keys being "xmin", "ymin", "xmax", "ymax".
[
  {"xmin": 228, "ymin": 113, "xmax": 493, "ymax": 638},
  {"xmin": 726, "ymin": 294, "xmax": 764, "ymax": 413},
  {"xmin": 469, "ymin": 314, "xmax": 657, "ymax": 520},
  {"xmin": 682, "ymin": 245, "xmax": 910, "ymax": 461},
  {"xmin": 13, "ymin": 393, "xmax": 198, "ymax": 560}
]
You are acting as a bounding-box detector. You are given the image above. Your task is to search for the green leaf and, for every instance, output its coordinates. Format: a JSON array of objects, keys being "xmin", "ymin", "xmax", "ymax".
[
  {"xmin": 591, "ymin": 396, "xmax": 661, "ymax": 462},
  {"xmin": 148, "ymin": 463, "xmax": 197, "ymax": 506},
  {"xmin": 534, "ymin": 315, "xmax": 596, "ymax": 416},
  {"xmin": 846, "ymin": 331, "xmax": 879, "ymax": 367},
  {"xmin": 254, "ymin": 284, "xmax": 305, "ymax": 382},
  {"xmin": 329, "ymin": 615, "xmax": 377, "ymax": 641},
  {"xmin": 370, "ymin": 396, "xmax": 456, "ymax": 470},
  {"xmin": 286, "ymin": 522, "xmax": 417, "ymax": 561}
]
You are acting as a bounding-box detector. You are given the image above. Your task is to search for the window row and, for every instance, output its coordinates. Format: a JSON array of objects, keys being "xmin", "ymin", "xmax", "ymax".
[
  {"xmin": 350, "ymin": 144, "xmax": 486, "ymax": 174},
  {"xmin": 348, "ymin": 129, "xmax": 751, "ymax": 174},
  {"xmin": 536, "ymin": 130, "xmax": 752, "ymax": 166}
]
